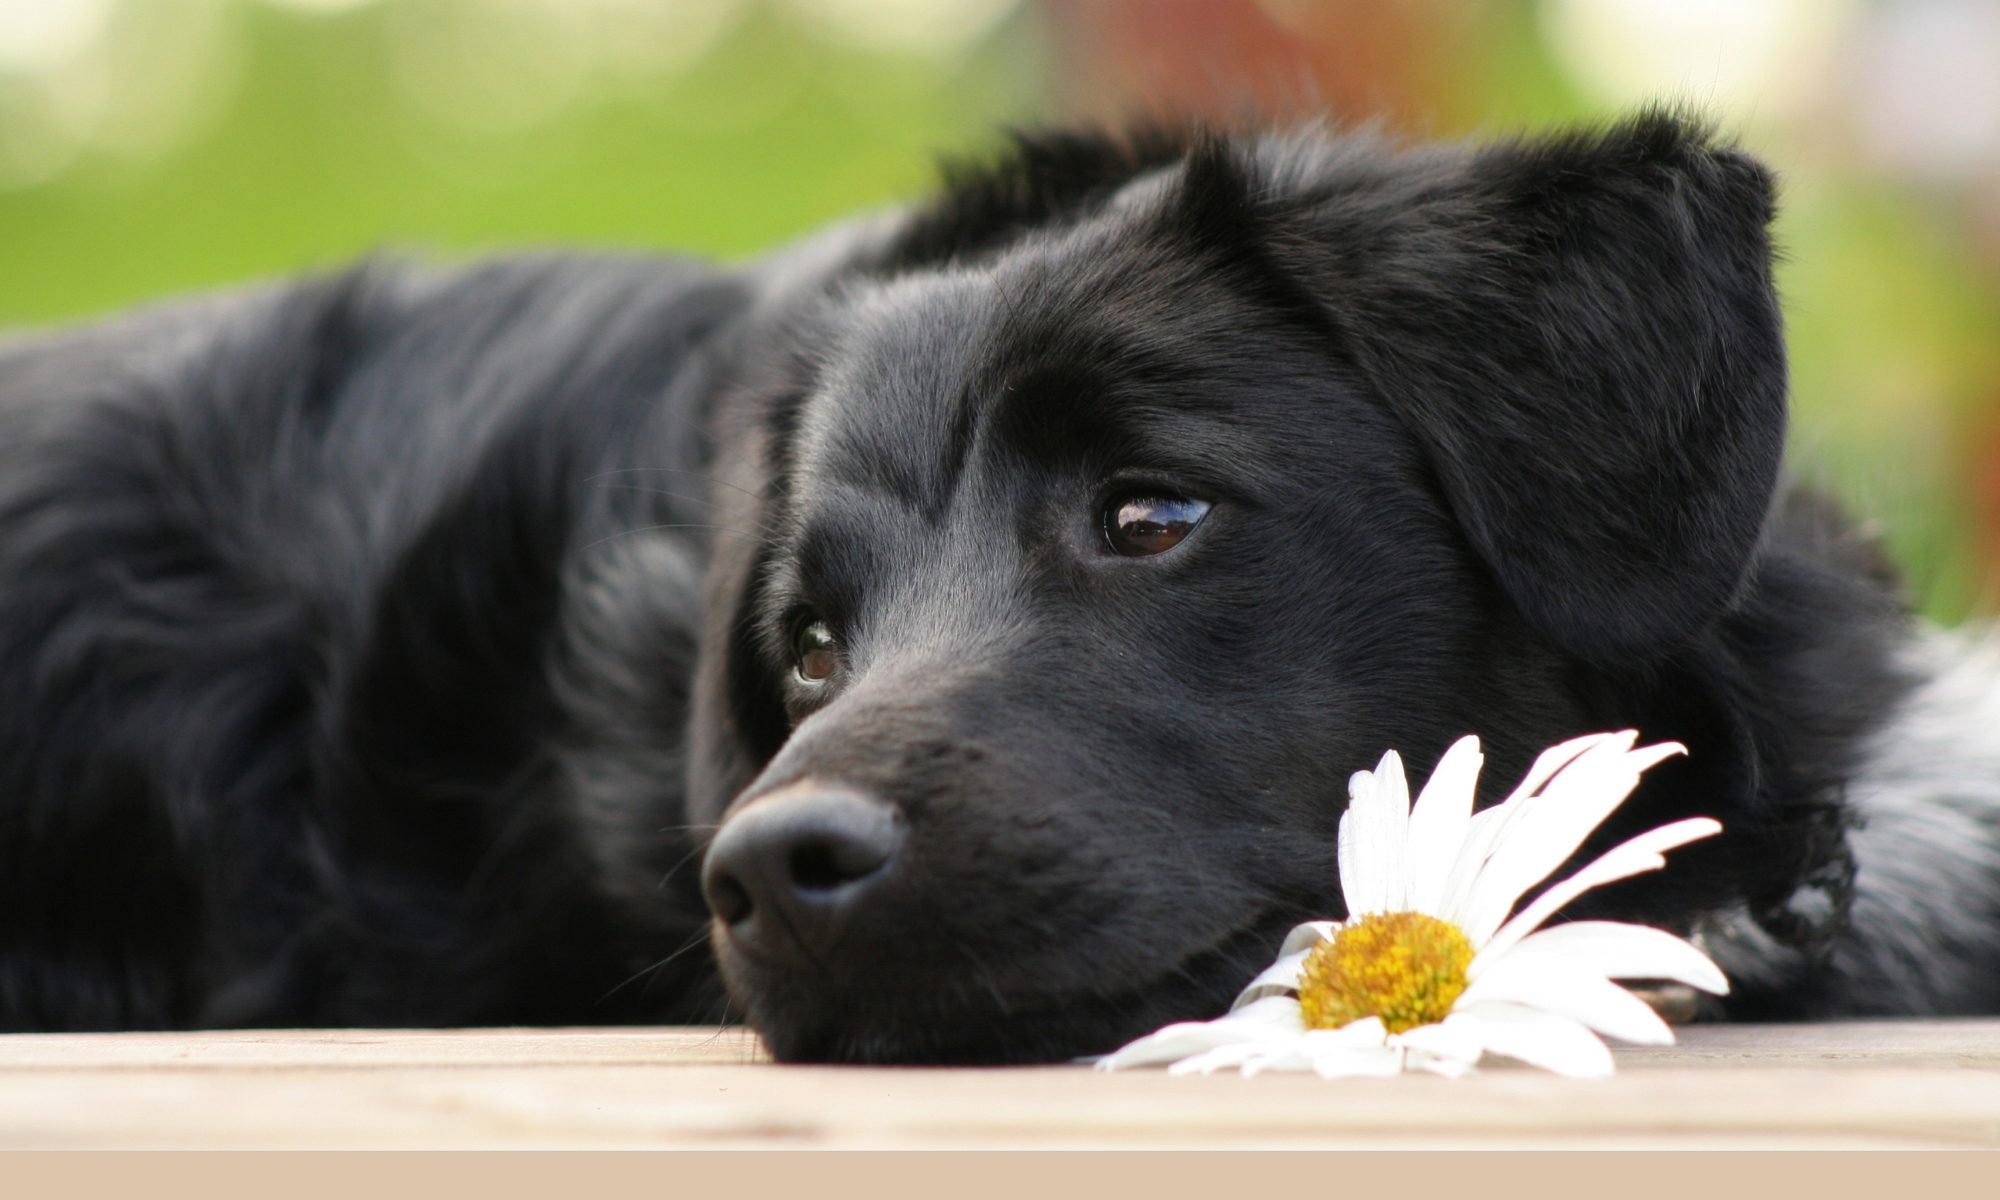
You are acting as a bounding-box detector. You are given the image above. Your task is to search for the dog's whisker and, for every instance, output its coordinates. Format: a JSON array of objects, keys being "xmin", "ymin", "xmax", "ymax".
[
  {"xmin": 594, "ymin": 927, "xmax": 712, "ymax": 1009},
  {"xmin": 937, "ymin": 932, "xmax": 1006, "ymax": 1012},
  {"xmin": 594, "ymin": 482, "xmax": 721, "ymax": 507},
  {"xmin": 654, "ymin": 841, "xmax": 713, "ymax": 895}
]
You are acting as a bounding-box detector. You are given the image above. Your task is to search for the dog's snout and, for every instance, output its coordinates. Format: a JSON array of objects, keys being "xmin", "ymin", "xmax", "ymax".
[{"xmin": 702, "ymin": 783, "xmax": 902, "ymax": 955}]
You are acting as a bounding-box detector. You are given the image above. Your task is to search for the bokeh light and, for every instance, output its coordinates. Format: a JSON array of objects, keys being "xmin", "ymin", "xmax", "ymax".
[{"xmin": 1, "ymin": 0, "xmax": 1995, "ymax": 621}]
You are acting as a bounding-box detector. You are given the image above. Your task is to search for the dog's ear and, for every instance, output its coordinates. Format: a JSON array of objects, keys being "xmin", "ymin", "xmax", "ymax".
[{"xmin": 1269, "ymin": 111, "xmax": 1787, "ymax": 662}]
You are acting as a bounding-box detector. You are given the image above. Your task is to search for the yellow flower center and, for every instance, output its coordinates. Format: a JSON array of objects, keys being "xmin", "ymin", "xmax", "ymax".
[{"xmin": 1296, "ymin": 911, "xmax": 1475, "ymax": 1034}]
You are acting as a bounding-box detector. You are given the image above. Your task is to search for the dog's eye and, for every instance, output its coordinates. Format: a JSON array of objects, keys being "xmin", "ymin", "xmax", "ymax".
[
  {"xmin": 1103, "ymin": 494, "xmax": 1211, "ymax": 557},
  {"xmin": 793, "ymin": 620, "xmax": 841, "ymax": 684}
]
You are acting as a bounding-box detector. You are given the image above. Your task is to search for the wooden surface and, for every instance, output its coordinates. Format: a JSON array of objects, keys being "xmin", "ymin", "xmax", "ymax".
[{"xmin": 3, "ymin": 1021, "xmax": 1999, "ymax": 1148}]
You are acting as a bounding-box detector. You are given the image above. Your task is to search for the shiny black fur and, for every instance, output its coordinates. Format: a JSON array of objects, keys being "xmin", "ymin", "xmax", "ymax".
[{"xmin": 0, "ymin": 111, "xmax": 1966, "ymax": 1058}]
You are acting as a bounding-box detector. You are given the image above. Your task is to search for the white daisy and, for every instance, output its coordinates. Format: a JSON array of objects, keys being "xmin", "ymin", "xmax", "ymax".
[{"xmin": 1094, "ymin": 730, "xmax": 1729, "ymax": 1079}]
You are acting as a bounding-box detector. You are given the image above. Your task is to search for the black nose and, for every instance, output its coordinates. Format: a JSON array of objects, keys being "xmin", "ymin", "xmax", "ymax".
[{"xmin": 702, "ymin": 783, "xmax": 903, "ymax": 958}]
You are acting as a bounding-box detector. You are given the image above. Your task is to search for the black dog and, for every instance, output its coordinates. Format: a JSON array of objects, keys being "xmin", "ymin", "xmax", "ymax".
[{"xmin": 3, "ymin": 110, "xmax": 1997, "ymax": 1062}]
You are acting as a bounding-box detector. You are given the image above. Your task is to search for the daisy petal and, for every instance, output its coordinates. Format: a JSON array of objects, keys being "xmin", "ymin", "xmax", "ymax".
[
  {"xmin": 1306, "ymin": 1047, "xmax": 1405, "ymax": 1079},
  {"xmin": 1473, "ymin": 817, "xmax": 1724, "ymax": 970},
  {"xmin": 1337, "ymin": 770, "xmax": 1381, "ymax": 916},
  {"xmin": 1435, "ymin": 806, "xmax": 1512, "ymax": 926},
  {"xmin": 1405, "ymin": 735, "xmax": 1482, "ymax": 916},
  {"xmin": 1498, "ymin": 920, "xmax": 1729, "ymax": 995},
  {"xmin": 1234, "ymin": 923, "xmax": 1342, "ymax": 1008},
  {"xmin": 1278, "ymin": 920, "xmax": 1340, "ymax": 959},
  {"xmin": 1340, "ymin": 751, "xmax": 1410, "ymax": 916},
  {"xmin": 1303, "ymin": 1015, "xmax": 1390, "ymax": 1048},
  {"xmin": 1371, "ymin": 750, "xmax": 1411, "ymax": 911},
  {"xmin": 1167, "ymin": 1042, "xmax": 1273, "ymax": 1076},
  {"xmin": 1503, "ymin": 731, "xmax": 1631, "ymax": 808},
  {"xmin": 1458, "ymin": 954, "xmax": 1675, "ymax": 1045},
  {"xmin": 1392, "ymin": 1015, "xmax": 1486, "ymax": 1065},
  {"xmin": 1092, "ymin": 997, "xmax": 1303, "ymax": 1071},
  {"xmin": 1266, "ymin": 1022, "xmax": 1395, "ymax": 1077},
  {"xmin": 1458, "ymin": 736, "xmax": 1686, "ymax": 944},
  {"xmin": 1434, "ymin": 732, "xmax": 1627, "ymax": 925},
  {"xmin": 1222, "ymin": 996, "xmax": 1313, "ymax": 1034},
  {"xmin": 1449, "ymin": 1001, "xmax": 1617, "ymax": 1079},
  {"xmin": 1238, "ymin": 1048, "xmax": 1317, "ymax": 1076},
  {"xmin": 1458, "ymin": 734, "xmax": 1678, "ymax": 940},
  {"xmin": 1231, "ymin": 949, "xmax": 1311, "ymax": 1008},
  {"xmin": 1093, "ymin": 1029, "xmax": 1221, "ymax": 1071}
]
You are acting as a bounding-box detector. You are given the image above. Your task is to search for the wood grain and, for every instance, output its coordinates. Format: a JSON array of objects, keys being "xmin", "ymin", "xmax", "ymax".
[{"xmin": 3, "ymin": 1021, "xmax": 1997, "ymax": 1148}]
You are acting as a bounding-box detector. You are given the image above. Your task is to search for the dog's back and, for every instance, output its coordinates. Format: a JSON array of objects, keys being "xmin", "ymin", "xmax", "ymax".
[{"xmin": 0, "ymin": 256, "xmax": 743, "ymax": 1028}]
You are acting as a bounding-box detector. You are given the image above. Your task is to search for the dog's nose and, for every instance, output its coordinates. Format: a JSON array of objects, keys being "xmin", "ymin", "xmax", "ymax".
[{"xmin": 702, "ymin": 783, "xmax": 902, "ymax": 957}]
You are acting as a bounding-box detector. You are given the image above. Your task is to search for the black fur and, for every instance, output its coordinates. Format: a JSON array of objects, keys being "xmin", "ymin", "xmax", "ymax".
[{"xmin": 0, "ymin": 110, "xmax": 1984, "ymax": 1059}]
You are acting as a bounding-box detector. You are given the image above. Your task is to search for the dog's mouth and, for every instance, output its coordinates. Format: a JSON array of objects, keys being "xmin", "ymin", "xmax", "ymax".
[{"xmin": 716, "ymin": 907, "xmax": 1305, "ymax": 1065}]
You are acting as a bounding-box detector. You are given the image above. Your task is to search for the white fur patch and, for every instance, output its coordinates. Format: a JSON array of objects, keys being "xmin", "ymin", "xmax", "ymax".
[{"xmin": 1705, "ymin": 625, "xmax": 2000, "ymax": 1011}]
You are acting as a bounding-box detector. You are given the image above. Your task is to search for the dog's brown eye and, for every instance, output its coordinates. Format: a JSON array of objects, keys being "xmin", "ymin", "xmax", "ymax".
[
  {"xmin": 1103, "ymin": 494, "xmax": 1210, "ymax": 557},
  {"xmin": 794, "ymin": 620, "xmax": 841, "ymax": 683}
]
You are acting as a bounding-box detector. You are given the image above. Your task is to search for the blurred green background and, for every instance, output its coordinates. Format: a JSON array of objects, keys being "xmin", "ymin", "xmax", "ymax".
[{"xmin": 3, "ymin": 0, "xmax": 1997, "ymax": 620}]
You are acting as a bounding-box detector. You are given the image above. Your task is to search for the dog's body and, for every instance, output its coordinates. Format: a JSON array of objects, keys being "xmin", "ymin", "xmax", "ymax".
[{"xmin": 2, "ymin": 113, "xmax": 1997, "ymax": 1060}]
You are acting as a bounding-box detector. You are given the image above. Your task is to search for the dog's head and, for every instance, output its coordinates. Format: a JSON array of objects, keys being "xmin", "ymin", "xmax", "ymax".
[{"xmin": 686, "ymin": 111, "xmax": 1787, "ymax": 1062}]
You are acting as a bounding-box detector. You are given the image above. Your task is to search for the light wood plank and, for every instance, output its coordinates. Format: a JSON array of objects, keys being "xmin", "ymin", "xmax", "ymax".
[
  {"xmin": 2, "ymin": 1021, "xmax": 1996, "ymax": 1148},
  {"xmin": 0, "ymin": 1026, "xmax": 767, "ymax": 1070}
]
